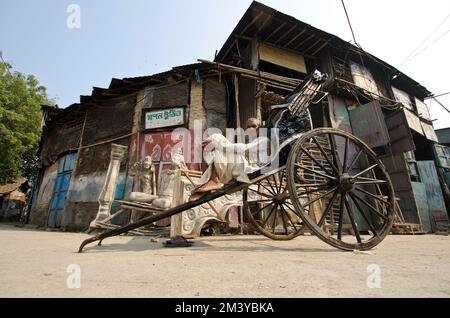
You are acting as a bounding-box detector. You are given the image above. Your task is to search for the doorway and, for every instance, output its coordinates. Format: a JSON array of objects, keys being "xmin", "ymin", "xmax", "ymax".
[{"xmin": 47, "ymin": 153, "xmax": 77, "ymax": 228}]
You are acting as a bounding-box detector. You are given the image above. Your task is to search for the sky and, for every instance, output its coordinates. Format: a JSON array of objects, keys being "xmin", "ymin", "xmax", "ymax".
[{"xmin": 1, "ymin": 0, "xmax": 449, "ymax": 128}]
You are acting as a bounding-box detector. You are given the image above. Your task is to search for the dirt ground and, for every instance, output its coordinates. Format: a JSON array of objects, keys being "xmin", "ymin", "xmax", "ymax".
[{"xmin": 0, "ymin": 223, "xmax": 449, "ymax": 298}]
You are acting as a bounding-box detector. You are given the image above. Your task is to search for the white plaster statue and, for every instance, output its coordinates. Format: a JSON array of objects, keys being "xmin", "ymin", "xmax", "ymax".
[
  {"xmin": 128, "ymin": 156, "xmax": 158, "ymax": 203},
  {"xmin": 127, "ymin": 149, "xmax": 186, "ymax": 211},
  {"xmin": 151, "ymin": 148, "xmax": 186, "ymax": 209},
  {"xmin": 171, "ymin": 147, "xmax": 188, "ymax": 170}
]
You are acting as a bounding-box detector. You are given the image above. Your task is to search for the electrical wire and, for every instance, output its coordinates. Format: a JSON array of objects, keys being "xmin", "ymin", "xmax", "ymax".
[
  {"xmin": 336, "ymin": 2, "xmax": 423, "ymax": 112},
  {"xmin": 432, "ymin": 97, "xmax": 450, "ymax": 115},
  {"xmin": 400, "ymin": 29, "xmax": 450, "ymax": 66},
  {"xmin": 341, "ymin": 0, "xmax": 358, "ymax": 45},
  {"xmin": 432, "ymin": 92, "xmax": 450, "ymax": 99},
  {"xmin": 398, "ymin": 14, "xmax": 450, "ymax": 67},
  {"xmin": 339, "ymin": 0, "xmax": 376, "ymax": 81}
]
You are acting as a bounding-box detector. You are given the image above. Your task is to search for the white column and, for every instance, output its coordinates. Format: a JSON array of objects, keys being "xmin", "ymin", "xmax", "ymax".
[
  {"xmin": 90, "ymin": 143, "xmax": 128, "ymax": 226},
  {"xmin": 170, "ymin": 171, "xmax": 184, "ymax": 237}
]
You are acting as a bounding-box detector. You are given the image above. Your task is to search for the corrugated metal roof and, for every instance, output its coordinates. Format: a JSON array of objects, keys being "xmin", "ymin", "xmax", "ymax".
[{"xmin": 43, "ymin": 62, "xmax": 213, "ymax": 127}]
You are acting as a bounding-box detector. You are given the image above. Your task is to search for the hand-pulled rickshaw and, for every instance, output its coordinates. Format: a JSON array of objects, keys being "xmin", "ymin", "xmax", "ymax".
[{"xmin": 78, "ymin": 70, "xmax": 395, "ymax": 253}]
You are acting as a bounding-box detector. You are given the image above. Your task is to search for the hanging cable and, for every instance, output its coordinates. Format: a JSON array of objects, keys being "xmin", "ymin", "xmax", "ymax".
[
  {"xmin": 398, "ymin": 14, "xmax": 450, "ymax": 67},
  {"xmin": 400, "ymin": 29, "xmax": 450, "ymax": 66},
  {"xmin": 432, "ymin": 92, "xmax": 450, "ymax": 99},
  {"xmin": 432, "ymin": 97, "xmax": 450, "ymax": 115},
  {"xmin": 341, "ymin": 0, "xmax": 358, "ymax": 45},
  {"xmin": 340, "ymin": 0, "xmax": 370, "ymax": 76}
]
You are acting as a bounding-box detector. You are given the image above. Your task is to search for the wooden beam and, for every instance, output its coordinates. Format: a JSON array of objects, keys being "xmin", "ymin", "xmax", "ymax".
[
  {"xmin": 274, "ymin": 25, "xmax": 297, "ymax": 45},
  {"xmin": 198, "ymin": 59, "xmax": 301, "ymax": 87},
  {"xmin": 283, "ymin": 28, "xmax": 306, "ymax": 48},
  {"xmin": 222, "ymin": 13, "xmax": 269, "ymax": 62},
  {"xmin": 294, "ymin": 34, "xmax": 315, "ymax": 50},
  {"xmin": 220, "ymin": 43, "xmax": 236, "ymax": 62},
  {"xmin": 265, "ymin": 22, "xmax": 287, "ymax": 42},
  {"xmin": 234, "ymin": 34, "xmax": 253, "ymax": 41},
  {"xmin": 235, "ymin": 39, "xmax": 241, "ymax": 57},
  {"xmin": 240, "ymin": 11, "xmax": 265, "ymax": 36},
  {"xmin": 310, "ymin": 39, "xmax": 331, "ymax": 56},
  {"xmin": 304, "ymin": 38, "xmax": 323, "ymax": 54},
  {"xmin": 254, "ymin": 13, "xmax": 272, "ymax": 35},
  {"xmin": 241, "ymin": 74, "xmax": 296, "ymax": 91}
]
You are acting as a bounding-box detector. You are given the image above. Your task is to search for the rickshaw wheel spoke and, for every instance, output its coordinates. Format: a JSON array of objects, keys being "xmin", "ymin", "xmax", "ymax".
[
  {"xmin": 287, "ymin": 128, "xmax": 395, "ymax": 251},
  {"xmin": 243, "ymin": 167, "xmax": 306, "ymax": 240}
]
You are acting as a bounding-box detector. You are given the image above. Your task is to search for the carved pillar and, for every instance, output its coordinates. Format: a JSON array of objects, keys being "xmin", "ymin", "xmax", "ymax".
[
  {"xmin": 170, "ymin": 171, "xmax": 185, "ymax": 237},
  {"xmin": 90, "ymin": 143, "xmax": 128, "ymax": 226}
]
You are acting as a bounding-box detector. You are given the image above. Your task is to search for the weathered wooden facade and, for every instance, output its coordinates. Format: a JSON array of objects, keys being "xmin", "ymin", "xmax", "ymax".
[
  {"xmin": 30, "ymin": 64, "xmax": 229, "ymax": 230},
  {"xmin": 29, "ymin": 1, "xmax": 449, "ymax": 232}
]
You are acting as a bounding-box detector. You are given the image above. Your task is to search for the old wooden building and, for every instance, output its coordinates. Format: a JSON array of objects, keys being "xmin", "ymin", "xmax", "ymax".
[
  {"xmin": 0, "ymin": 178, "xmax": 29, "ymax": 222},
  {"xmin": 29, "ymin": 1, "xmax": 449, "ymax": 232}
]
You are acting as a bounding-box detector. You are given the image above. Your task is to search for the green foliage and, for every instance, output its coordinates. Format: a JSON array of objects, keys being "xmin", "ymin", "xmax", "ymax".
[{"xmin": 0, "ymin": 53, "xmax": 53, "ymax": 184}]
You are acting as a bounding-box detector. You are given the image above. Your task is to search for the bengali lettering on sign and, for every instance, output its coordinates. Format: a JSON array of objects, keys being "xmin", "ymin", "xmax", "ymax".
[{"xmin": 145, "ymin": 107, "xmax": 184, "ymax": 130}]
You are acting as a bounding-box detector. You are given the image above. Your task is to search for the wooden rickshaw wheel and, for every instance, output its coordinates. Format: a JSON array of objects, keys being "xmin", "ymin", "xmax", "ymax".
[
  {"xmin": 286, "ymin": 128, "xmax": 395, "ymax": 251},
  {"xmin": 243, "ymin": 167, "xmax": 306, "ymax": 240}
]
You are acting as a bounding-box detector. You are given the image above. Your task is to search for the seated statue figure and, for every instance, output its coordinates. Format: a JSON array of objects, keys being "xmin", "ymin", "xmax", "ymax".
[
  {"xmin": 190, "ymin": 117, "xmax": 268, "ymax": 201},
  {"xmin": 128, "ymin": 156, "xmax": 158, "ymax": 203},
  {"xmin": 151, "ymin": 148, "xmax": 186, "ymax": 209},
  {"xmin": 128, "ymin": 149, "xmax": 187, "ymax": 210}
]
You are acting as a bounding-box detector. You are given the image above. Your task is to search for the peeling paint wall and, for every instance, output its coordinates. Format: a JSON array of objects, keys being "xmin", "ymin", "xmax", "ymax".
[
  {"xmin": 189, "ymin": 81, "xmax": 206, "ymax": 130},
  {"xmin": 68, "ymin": 172, "xmax": 108, "ymax": 202},
  {"xmin": 29, "ymin": 162, "xmax": 58, "ymax": 227},
  {"xmin": 60, "ymin": 201, "xmax": 98, "ymax": 231},
  {"xmin": 30, "ymin": 156, "xmax": 134, "ymax": 230},
  {"xmin": 60, "ymin": 172, "xmax": 133, "ymax": 231},
  {"xmin": 417, "ymin": 161, "xmax": 447, "ymax": 232},
  {"xmin": 327, "ymin": 95, "xmax": 352, "ymax": 133},
  {"xmin": 67, "ymin": 172, "xmax": 132, "ymax": 203},
  {"xmin": 204, "ymin": 78, "xmax": 227, "ymax": 133}
]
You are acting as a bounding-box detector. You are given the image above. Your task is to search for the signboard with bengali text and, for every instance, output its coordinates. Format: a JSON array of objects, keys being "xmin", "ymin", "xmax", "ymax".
[{"xmin": 145, "ymin": 107, "xmax": 184, "ymax": 130}]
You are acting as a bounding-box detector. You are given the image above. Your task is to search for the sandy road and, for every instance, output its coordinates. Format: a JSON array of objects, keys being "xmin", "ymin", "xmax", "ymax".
[{"xmin": 0, "ymin": 223, "xmax": 449, "ymax": 297}]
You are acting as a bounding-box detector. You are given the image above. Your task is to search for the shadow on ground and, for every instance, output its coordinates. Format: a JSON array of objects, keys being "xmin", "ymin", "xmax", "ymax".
[{"xmin": 76, "ymin": 235, "xmax": 343, "ymax": 254}]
